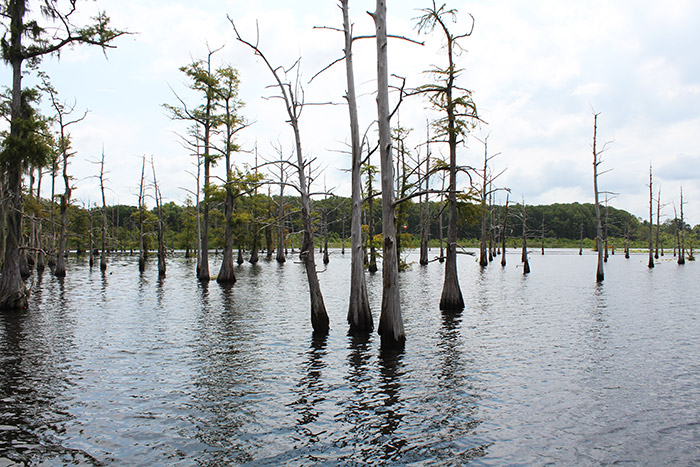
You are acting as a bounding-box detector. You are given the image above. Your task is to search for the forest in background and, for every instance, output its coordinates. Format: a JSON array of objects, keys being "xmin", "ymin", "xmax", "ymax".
[{"xmin": 24, "ymin": 195, "xmax": 698, "ymax": 258}]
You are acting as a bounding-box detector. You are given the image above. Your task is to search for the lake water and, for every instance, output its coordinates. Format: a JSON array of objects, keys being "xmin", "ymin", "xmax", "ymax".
[{"xmin": 1, "ymin": 248, "xmax": 698, "ymax": 465}]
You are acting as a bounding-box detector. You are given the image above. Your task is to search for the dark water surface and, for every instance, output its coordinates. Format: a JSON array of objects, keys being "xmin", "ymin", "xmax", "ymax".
[{"xmin": 1, "ymin": 249, "xmax": 698, "ymax": 465}]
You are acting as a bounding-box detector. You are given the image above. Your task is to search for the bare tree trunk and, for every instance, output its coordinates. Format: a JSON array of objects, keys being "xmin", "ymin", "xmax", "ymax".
[
  {"xmin": 232, "ymin": 20, "xmax": 328, "ymax": 334},
  {"xmin": 648, "ymin": 165, "xmax": 654, "ymax": 269},
  {"xmin": 604, "ymin": 198, "xmax": 609, "ymax": 262},
  {"xmin": 152, "ymin": 159, "xmax": 166, "ymax": 277},
  {"xmin": 579, "ymin": 222, "xmax": 583, "ymax": 255},
  {"xmin": 521, "ymin": 203, "xmax": 530, "ymax": 274},
  {"xmin": 501, "ymin": 195, "xmax": 509, "ymax": 267},
  {"xmin": 138, "ymin": 156, "xmax": 146, "ymax": 272},
  {"xmin": 276, "ymin": 164, "xmax": 286, "ymax": 264},
  {"xmin": 541, "ymin": 216, "xmax": 545, "ymax": 255},
  {"xmin": 419, "ymin": 126, "xmax": 430, "ymax": 266},
  {"xmin": 54, "ymin": 139, "xmax": 71, "ymax": 278},
  {"xmin": 655, "ymin": 188, "xmax": 661, "ymax": 259},
  {"xmin": 343, "ymin": 0, "xmax": 372, "ymax": 334},
  {"xmin": 479, "ymin": 143, "xmax": 488, "ymax": 267},
  {"xmin": 372, "ymin": 0, "xmax": 405, "ymax": 348},
  {"xmin": 99, "ymin": 150, "xmax": 108, "ymax": 272},
  {"xmin": 592, "ymin": 113, "xmax": 605, "ymax": 282},
  {"xmin": 89, "ymin": 209, "xmax": 94, "ymax": 267},
  {"xmin": 678, "ymin": 187, "xmax": 685, "ymax": 265},
  {"xmin": 367, "ymin": 173, "xmax": 378, "ymax": 273}
]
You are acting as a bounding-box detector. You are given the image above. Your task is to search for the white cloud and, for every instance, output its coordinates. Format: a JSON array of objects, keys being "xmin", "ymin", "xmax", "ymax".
[{"xmin": 15, "ymin": 0, "xmax": 700, "ymax": 225}]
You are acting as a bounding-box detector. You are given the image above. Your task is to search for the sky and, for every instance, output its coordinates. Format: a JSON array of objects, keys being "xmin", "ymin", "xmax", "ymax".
[{"xmin": 7, "ymin": 0, "xmax": 700, "ymax": 225}]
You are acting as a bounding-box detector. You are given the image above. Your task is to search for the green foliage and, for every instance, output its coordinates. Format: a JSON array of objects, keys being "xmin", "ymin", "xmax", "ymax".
[{"xmin": 0, "ymin": 87, "xmax": 52, "ymax": 168}]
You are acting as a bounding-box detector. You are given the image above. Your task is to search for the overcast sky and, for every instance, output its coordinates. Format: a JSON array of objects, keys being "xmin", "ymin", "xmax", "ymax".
[{"xmin": 10, "ymin": 0, "xmax": 700, "ymax": 225}]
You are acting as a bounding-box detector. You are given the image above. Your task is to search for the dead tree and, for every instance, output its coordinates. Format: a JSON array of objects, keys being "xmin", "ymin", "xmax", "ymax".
[
  {"xmin": 419, "ymin": 123, "xmax": 431, "ymax": 266},
  {"xmin": 232, "ymin": 20, "xmax": 329, "ymax": 335},
  {"xmin": 501, "ymin": 194, "xmax": 509, "ymax": 267},
  {"xmin": 678, "ymin": 187, "xmax": 686, "ymax": 265},
  {"xmin": 138, "ymin": 156, "xmax": 146, "ymax": 272},
  {"xmin": 519, "ymin": 201, "xmax": 530, "ymax": 274},
  {"xmin": 647, "ymin": 165, "xmax": 654, "ymax": 269},
  {"xmin": 655, "ymin": 188, "xmax": 661, "ymax": 259},
  {"xmin": 40, "ymin": 76, "xmax": 88, "ymax": 278},
  {"xmin": 340, "ymin": 0, "xmax": 372, "ymax": 333},
  {"xmin": 98, "ymin": 149, "xmax": 108, "ymax": 272},
  {"xmin": 151, "ymin": 158, "xmax": 166, "ymax": 277},
  {"xmin": 371, "ymin": 0, "xmax": 405, "ymax": 347},
  {"xmin": 592, "ymin": 112, "xmax": 612, "ymax": 282}
]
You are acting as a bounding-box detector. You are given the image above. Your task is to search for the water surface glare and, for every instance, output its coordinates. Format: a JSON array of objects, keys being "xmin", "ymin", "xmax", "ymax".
[{"xmin": 1, "ymin": 249, "xmax": 698, "ymax": 465}]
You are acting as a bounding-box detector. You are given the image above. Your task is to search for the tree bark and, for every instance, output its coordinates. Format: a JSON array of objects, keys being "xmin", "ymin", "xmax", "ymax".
[
  {"xmin": 99, "ymin": 151, "xmax": 108, "ymax": 272},
  {"xmin": 521, "ymin": 204, "xmax": 530, "ymax": 274},
  {"xmin": 501, "ymin": 195, "xmax": 509, "ymax": 267},
  {"xmin": 678, "ymin": 187, "xmax": 685, "ymax": 265},
  {"xmin": 342, "ymin": 0, "xmax": 373, "ymax": 334},
  {"xmin": 648, "ymin": 165, "xmax": 654, "ymax": 269},
  {"xmin": 373, "ymin": 0, "xmax": 405, "ymax": 348},
  {"xmin": 138, "ymin": 157, "xmax": 146, "ymax": 272},
  {"xmin": 0, "ymin": 0, "xmax": 29, "ymax": 309},
  {"xmin": 592, "ymin": 113, "xmax": 605, "ymax": 282}
]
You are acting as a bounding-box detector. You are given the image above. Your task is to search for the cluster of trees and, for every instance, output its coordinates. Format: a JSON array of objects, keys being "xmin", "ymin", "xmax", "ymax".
[
  {"xmin": 2, "ymin": 1, "xmax": 696, "ymax": 348},
  {"xmin": 13, "ymin": 197, "xmax": 698, "ymax": 257},
  {"xmin": 0, "ymin": 0, "xmax": 126, "ymax": 309}
]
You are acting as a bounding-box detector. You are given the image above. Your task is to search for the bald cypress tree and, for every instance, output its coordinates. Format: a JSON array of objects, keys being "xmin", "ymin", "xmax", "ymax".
[
  {"xmin": 0, "ymin": 0, "xmax": 125, "ymax": 309},
  {"xmin": 415, "ymin": 1, "xmax": 479, "ymax": 311}
]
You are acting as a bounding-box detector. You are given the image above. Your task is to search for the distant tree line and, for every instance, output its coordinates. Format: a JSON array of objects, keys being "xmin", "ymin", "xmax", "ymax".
[{"xmin": 20, "ymin": 196, "xmax": 696, "ymax": 256}]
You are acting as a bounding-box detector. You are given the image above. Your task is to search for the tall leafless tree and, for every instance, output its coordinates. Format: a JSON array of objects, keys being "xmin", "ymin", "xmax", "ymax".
[{"xmin": 232, "ymin": 20, "xmax": 329, "ymax": 334}]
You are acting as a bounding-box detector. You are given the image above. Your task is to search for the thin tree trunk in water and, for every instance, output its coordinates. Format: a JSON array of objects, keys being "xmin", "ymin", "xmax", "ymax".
[
  {"xmin": 368, "ymin": 175, "xmax": 378, "ymax": 273},
  {"xmin": 373, "ymin": 0, "xmax": 405, "ymax": 348},
  {"xmin": 138, "ymin": 156, "xmax": 146, "ymax": 272},
  {"xmin": 232, "ymin": 19, "xmax": 328, "ymax": 334},
  {"xmin": 276, "ymin": 165, "xmax": 286, "ymax": 264},
  {"xmin": 266, "ymin": 225, "xmax": 273, "ymax": 260},
  {"xmin": 604, "ymin": 199, "xmax": 609, "ymax": 262},
  {"xmin": 592, "ymin": 113, "xmax": 605, "ymax": 282},
  {"xmin": 419, "ymin": 126, "xmax": 430, "ymax": 266},
  {"xmin": 579, "ymin": 222, "xmax": 584, "ymax": 255},
  {"xmin": 237, "ymin": 246, "xmax": 244, "ymax": 265},
  {"xmin": 152, "ymin": 159, "xmax": 166, "ymax": 278},
  {"xmin": 678, "ymin": 187, "xmax": 685, "ymax": 265},
  {"xmin": 501, "ymin": 195, "xmax": 509, "ymax": 267},
  {"xmin": 648, "ymin": 165, "xmax": 654, "ymax": 269},
  {"xmin": 34, "ymin": 215, "xmax": 44, "ymax": 274},
  {"xmin": 89, "ymin": 210, "xmax": 94, "ymax": 267},
  {"xmin": 521, "ymin": 204, "xmax": 530, "ymax": 274},
  {"xmin": 54, "ymin": 144, "xmax": 71, "ymax": 277},
  {"xmin": 342, "ymin": 0, "xmax": 372, "ymax": 334},
  {"xmin": 99, "ymin": 150, "xmax": 108, "ymax": 272},
  {"xmin": 655, "ymin": 188, "xmax": 661, "ymax": 259},
  {"xmin": 541, "ymin": 216, "xmax": 545, "ymax": 255}
]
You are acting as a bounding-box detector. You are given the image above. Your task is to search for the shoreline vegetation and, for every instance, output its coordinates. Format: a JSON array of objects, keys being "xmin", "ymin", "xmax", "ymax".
[{"xmin": 14, "ymin": 198, "xmax": 696, "ymax": 264}]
